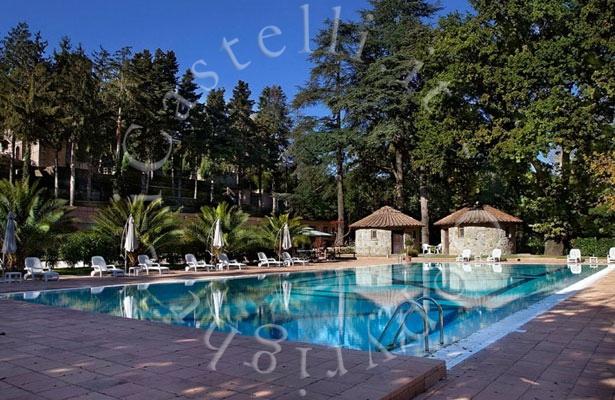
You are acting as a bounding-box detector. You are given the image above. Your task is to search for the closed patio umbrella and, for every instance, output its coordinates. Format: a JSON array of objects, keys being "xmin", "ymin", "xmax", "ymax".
[
  {"xmin": 2, "ymin": 212, "xmax": 17, "ymax": 270},
  {"xmin": 282, "ymin": 223, "xmax": 292, "ymax": 251},
  {"xmin": 123, "ymin": 214, "xmax": 138, "ymax": 271},
  {"xmin": 212, "ymin": 219, "xmax": 223, "ymax": 249}
]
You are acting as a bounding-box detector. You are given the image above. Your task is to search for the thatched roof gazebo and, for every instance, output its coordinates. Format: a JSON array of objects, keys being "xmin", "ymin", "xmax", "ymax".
[
  {"xmin": 350, "ymin": 206, "xmax": 424, "ymax": 257},
  {"xmin": 434, "ymin": 204, "xmax": 522, "ymax": 256}
]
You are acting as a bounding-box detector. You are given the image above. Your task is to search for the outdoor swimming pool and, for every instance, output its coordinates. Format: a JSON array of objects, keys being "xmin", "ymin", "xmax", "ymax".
[{"xmin": 4, "ymin": 263, "xmax": 606, "ymax": 356}]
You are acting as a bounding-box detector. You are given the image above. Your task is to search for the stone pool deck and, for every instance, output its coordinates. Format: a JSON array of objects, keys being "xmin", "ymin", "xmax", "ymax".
[
  {"xmin": 0, "ymin": 299, "xmax": 445, "ymax": 400},
  {"xmin": 417, "ymin": 268, "xmax": 615, "ymax": 400}
]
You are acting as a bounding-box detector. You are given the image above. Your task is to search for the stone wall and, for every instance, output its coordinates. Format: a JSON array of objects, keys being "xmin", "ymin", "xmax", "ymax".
[
  {"xmin": 445, "ymin": 225, "xmax": 516, "ymax": 256},
  {"xmin": 355, "ymin": 229, "xmax": 392, "ymax": 256}
]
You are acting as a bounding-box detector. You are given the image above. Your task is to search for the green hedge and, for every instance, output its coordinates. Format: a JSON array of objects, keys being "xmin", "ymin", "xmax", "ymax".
[
  {"xmin": 571, "ymin": 238, "xmax": 615, "ymax": 257},
  {"xmin": 59, "ymin": 232, "xmax": 118, "ymax": 267}
]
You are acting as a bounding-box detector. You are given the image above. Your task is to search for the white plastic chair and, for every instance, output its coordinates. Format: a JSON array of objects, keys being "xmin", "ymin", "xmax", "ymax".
[
  {"xmin": 24, "ymin": 257, "xmax": 60, "ymax": 282},
  {"xmin": 185, "ymin": 254, "xmax": 213, "ymax": 272},
  {"xmin": 487, "ymin": 248, "xmax": 502, "ymax": 262},
  {"xmin": 567, "ymin": 249, "xmax": 582, "ymax": 264},
  {"xmin": 456, "ymin": 249, "xmax": 472, "ymax": 262},
  {"xmin": 422, "ymin": 244, "xmax": 432, "ymax": 254},
  {"xmin": 607, "ymin": 248, "xmax": 615, "ymax": 264},
  {"xmin": 91, "ymin": 256, "xmax": 125, "ymax": 277},
  {"xmin": 138, "ymin": 255, "xmax": 170, "ymax": 275}
]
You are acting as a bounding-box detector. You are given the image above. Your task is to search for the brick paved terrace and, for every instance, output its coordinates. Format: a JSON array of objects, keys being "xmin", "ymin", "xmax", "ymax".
[
  {"xmin": 417, "ymin": 269, "xmax": 615, "ymax": 400},
  {"xmin": 0, "ymin": 299, "xmax": 445, "ymax": 400}
]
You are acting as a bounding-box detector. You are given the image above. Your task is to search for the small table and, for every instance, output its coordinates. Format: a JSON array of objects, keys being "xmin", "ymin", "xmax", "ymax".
[
  {"xmin": 4, "ymin": 272, "xmax": 22, "ymax": 283},
  {"xmin": 589, "ymin": 256, "xmax": 598, "ymax": 265},
  {"xmin": 128, "ymin": 266, "xmax": 141, "ymax": 276}
]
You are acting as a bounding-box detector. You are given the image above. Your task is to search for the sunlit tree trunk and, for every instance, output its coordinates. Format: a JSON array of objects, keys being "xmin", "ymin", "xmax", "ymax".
[
  {"xmin": 193, "ymin": 171, "xmax": 198, "ymax": 200},
  {"xmin": 21, "ymin": 139, "xmax": 30, "ymax": 181},
  {"xmin": 170, "ymin": 154, "xmax": 176, "ymax": 198},
  {"xmin": 69, "ymin": 141, "xmax": 76, "ymax": 206},
  {"xmin": 86, "ymin": 155, "xmax": 93, "ymax": 201},
  {"xmin": 420, "ymin": 173, "xmax": 430, "ymax": 245},
  {"xmin": 9, "ymin": 134, "xmax": 15, "ymax": 184},
  {"xmin": 258, "ymin": 169, "xmax": 263, "ymax": 212},
  {"xmin": 113, "ymin": 107, "xmax": 123, "ymax": 196},
  {"xmin": 54, "ymin": 149, "xmax": 59, "ymax": 198},
  {"xmin": 393, "ymin": 146, "xmax": 404, "ymax": 209},
  {"xmin": 335, "ymin": 146, "xmax": 345, "ymax": 246},
  {"xmin": 235, "ymin": 170, "xmax": 242, "ymax": 208}
]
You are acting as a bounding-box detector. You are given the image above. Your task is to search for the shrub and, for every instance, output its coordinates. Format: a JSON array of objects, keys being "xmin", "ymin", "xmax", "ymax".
[
  {"xmin": 185, "ymin": 202, "xmax": 251, "ymax": 255},
  {"xmin": 571, "ymin": 237, "xmax": 615, "ymax": 257},
  {"xmin": 404, "ymin": 238, "xmax": 419, "ymax": 257},
  {"xmin": 0, "ymin": 179, "xmax": 70, "ymax": 271},
  {"xmin": 59, "ymin": 231, "xmax": 117, "ymax": 267},
  {"xmin": 93, "ymin": 195, "xmax": 182, "ymax": 265}
]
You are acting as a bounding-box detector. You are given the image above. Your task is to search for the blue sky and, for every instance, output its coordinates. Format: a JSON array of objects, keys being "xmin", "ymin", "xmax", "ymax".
[{"xmin": 1, "ymin": 0, "xmax": 472, "ymax": 102}]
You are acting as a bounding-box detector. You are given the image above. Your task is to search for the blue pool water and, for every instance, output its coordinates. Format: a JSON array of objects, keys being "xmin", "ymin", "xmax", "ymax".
[{"xmin": 3, "ymin": 263, "xmax": 605, "ymax": 355}]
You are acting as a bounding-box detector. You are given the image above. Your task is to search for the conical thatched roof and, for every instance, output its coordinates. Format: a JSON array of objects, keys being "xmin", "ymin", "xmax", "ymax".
[
  {"xmin": 434, "ymin": 204, "xmax": 522, "ymax": 227},
  {"xmin": 349, "ymin": 206, "xmax": 424, "ymax": 229}
]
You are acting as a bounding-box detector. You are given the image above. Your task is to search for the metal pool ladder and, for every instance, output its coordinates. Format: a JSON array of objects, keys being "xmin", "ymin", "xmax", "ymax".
[{"xmin": 378, "ymin": 297, "xmax": 444, "ymax": 352}]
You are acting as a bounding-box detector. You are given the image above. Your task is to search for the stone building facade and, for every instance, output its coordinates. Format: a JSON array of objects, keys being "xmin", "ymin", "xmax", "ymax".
[
  {"xmin": 350, "ymin": 206, "xmax": 424, "ymax": 257},
  {"xmin": 442, "ymin": 224, "xmax": 518, "ymax": 256},
  {"xmin": 435, "ymin": 204, "xmax": 522, "ymax": 256}
]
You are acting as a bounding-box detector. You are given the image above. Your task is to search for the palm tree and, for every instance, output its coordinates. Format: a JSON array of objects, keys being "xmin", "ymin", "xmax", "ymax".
[
  {"xmin": 256, "ymin": 213, "xmax": 309, "ymax": 255},
  {"xmin": 0, "ymin": 179, "xmax": 70, "ymax": 270},
  {"xmin": 93, "ymin": 195, "xmax": 182, "ymax": 264},
  {"xmin": 185, "ymin": 202, "xmax": 251, "ymax": 255}
]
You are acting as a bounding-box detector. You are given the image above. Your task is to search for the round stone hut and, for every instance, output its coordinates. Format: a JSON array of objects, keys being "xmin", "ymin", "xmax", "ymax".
[
  {"xmin": 434, "ymin": 204, "xmax": 522, "ymax": 256},
  {"xmin": 350, "ymin": 206, "xmax": 424, "ymax": 257}
]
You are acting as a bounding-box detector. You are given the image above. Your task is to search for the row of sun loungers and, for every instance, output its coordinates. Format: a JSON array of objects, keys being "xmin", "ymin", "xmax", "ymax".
[
  {"xmin": 8, "ymin": 248, "xmax": 614, "ymax": 282},
  {"xmin": 455, "ymin": 248, "xmax": 503, "ymax": 263},
  {"xmin": 87, "ymin": 251, "xmax": 311, "ymax": 279},
  {"xmin": 455, "ymin": 247, "xmax": 615, "ymax": 264}
]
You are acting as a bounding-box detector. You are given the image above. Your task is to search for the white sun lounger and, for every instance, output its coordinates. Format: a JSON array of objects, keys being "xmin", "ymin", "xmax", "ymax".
[
  {"xmin": 185, "ymin": 254, "xmax": 213, "ymax": 272},
  {"xmin": 282, "ymin": 252, "xmax": 308, "ymax": 266},
  {"xmin": 219, "ymin": 253, "xmax": 245, "ymax": 270},
  {"xmin": 257, "ymin": 252, "xmax": 283, "ymax": 267},
  {"xmin": 138, "ymin": 255, "xmax": 170, "ymax": 275},
  {"xmin": 91, "ymin": 256, "xmax": 125, "ymax": 277},
  {"xmin": 607, "ymin": 248, "xmax": 615, "ymax": 264},
  {"xmin": 24, "ymin": 257, "xmax": 60, "ymax": 282}
]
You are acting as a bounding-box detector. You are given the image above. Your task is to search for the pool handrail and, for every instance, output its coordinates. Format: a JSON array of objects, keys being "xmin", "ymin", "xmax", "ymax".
[
  {"xmin": 417, "ymin": 296, "xmax": 445, "ymax": 346},
  {"xmin": 378, "ymin": 299, "xmax": 429, "ymax": 352}
]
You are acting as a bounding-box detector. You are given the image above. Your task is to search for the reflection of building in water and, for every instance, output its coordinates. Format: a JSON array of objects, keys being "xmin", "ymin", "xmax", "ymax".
[
  {"xmin": 355, "ymin": 265, "xmax": 393, "ymax": 286},
  {"xmin": 441, "ymin": 264, "xmax": 514, "ymax": 295}
]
